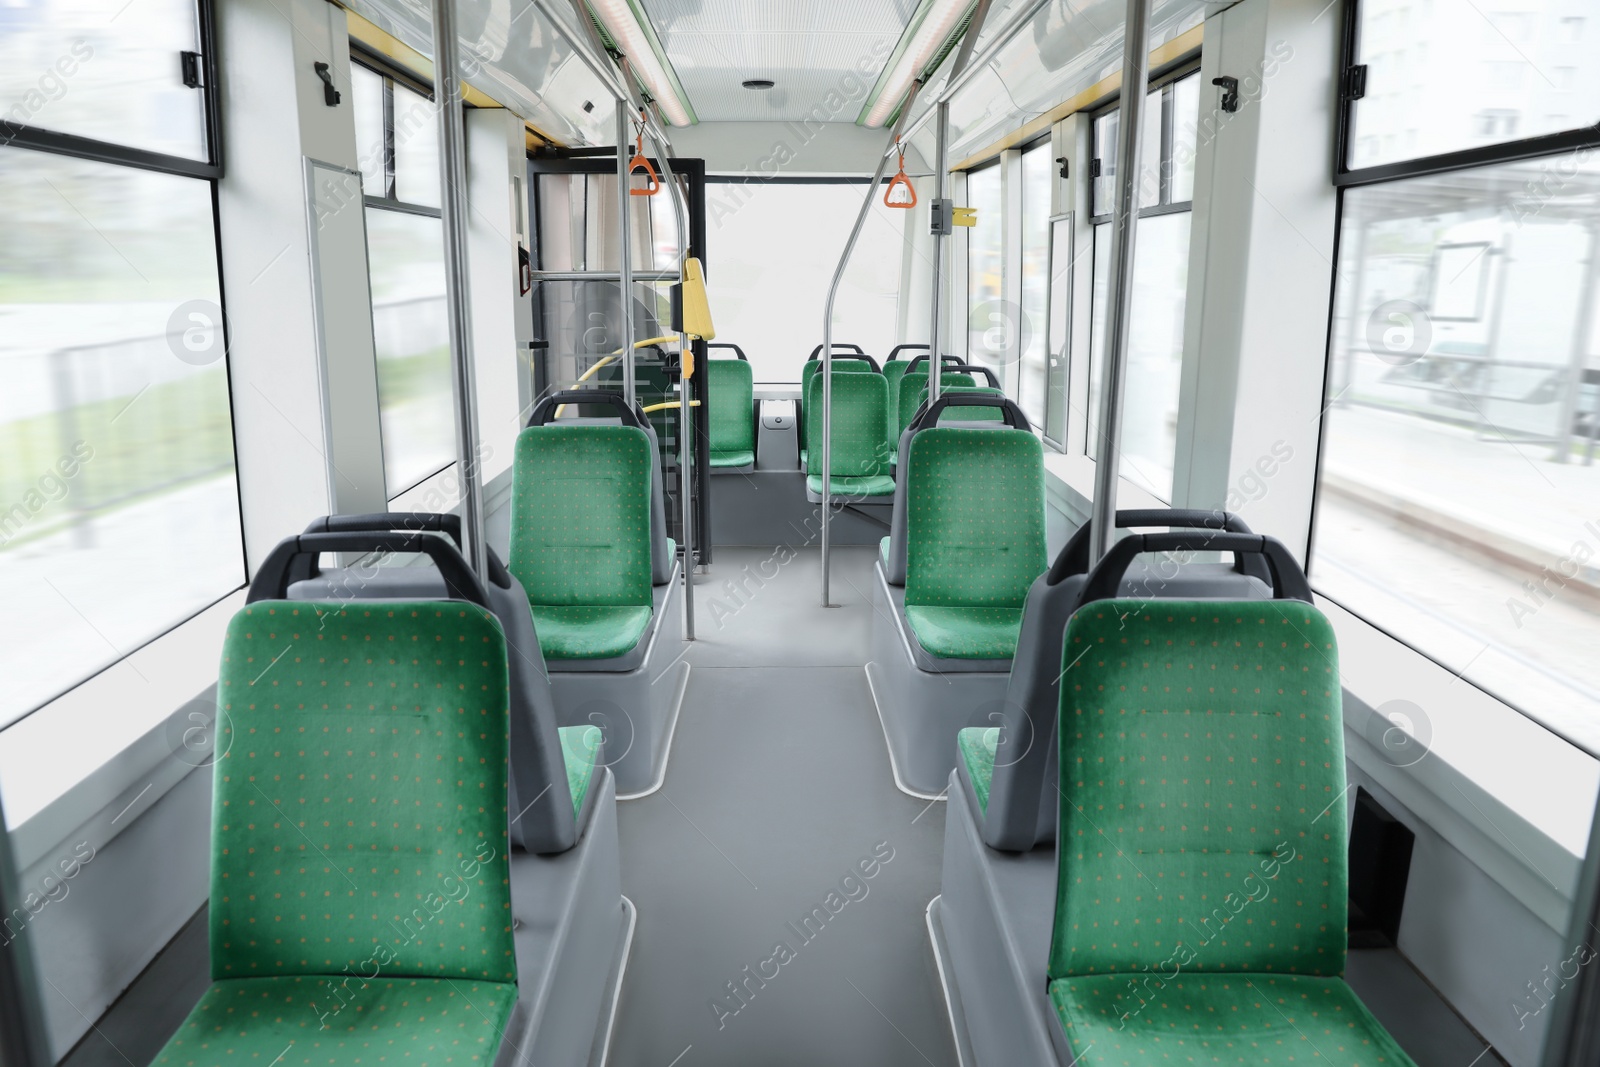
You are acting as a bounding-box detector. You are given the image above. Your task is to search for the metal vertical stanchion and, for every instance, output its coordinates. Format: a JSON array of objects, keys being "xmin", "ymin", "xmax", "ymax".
[
  {"xmin": 634, "ymin": 103, "xmax": 696, "ymax": 639},
  {"xmin": 616, "ymin": 103, "xmax": 636, "ymax": 408},
  {"xmin": 820, "ymin": 86, "xmax": 921, "ymax": 606},
  {"xmin": 429, "ymin": 0, "xmax": 486, "ymax": 577},
  {"xmin": 928, "ymin": 100, "xmax": 950, "ymax": 405},
  {"xmin": 1087, "ymin": 0, "xmax": 1153, "ymax": 566}
]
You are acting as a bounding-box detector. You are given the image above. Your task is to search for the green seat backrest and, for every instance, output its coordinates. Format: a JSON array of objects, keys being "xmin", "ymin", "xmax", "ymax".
[
  {"xmin": 907, "ymin": 384, "xmax": 1006, "ymax": 426},
  {"xmin": 800, "ymin": 357, "xmax": 874, "ymax": 401},
  {"xmin": 509, "ymin": 424, "xmax": 653, "ymax": 607},
  {"xmin": 896, "ymin": 372, "xmax": 977, "ymax": 440},
  {"xmin": 1048, "ymin": 600, "xmax": 1348, "ymax": 980},
  {"xmin": 803, "ymin": 371, "xmax": 891, "ymax": 477},
  {"xmin": 708, "ymin": 358, "xmax": 755, "ymax": 455},
  {"xmin": 904, "ymin": 428, "xmax": 1045, "ymax": 608},
  {"xmin": 211, "ymin": 600, "xmax": 516, "ymax": 983}
]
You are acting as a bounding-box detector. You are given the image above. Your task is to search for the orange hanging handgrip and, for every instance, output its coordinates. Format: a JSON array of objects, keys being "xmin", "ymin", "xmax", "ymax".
[
  {"xmin": 884, "ymin": 138, "xmax": 917, "ymax": 209},
  {"xmin": 629, "ymin": 120, "xmax": 659, "ymax": 197}
]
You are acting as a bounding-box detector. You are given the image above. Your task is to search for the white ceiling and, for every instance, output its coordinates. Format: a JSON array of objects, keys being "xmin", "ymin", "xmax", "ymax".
[{"xmin": 636, "ymin": 0, "xmax": 922, "ymax": 122}]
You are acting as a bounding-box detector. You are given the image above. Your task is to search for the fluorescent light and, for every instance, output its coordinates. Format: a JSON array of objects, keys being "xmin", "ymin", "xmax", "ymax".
[
  {"xmin": 586, "ymin": 0, "xmax": 694, "ymax": 126},
  {"xmin": 862, "ymin": 0, "xmax": 978, "ymax": 127}
]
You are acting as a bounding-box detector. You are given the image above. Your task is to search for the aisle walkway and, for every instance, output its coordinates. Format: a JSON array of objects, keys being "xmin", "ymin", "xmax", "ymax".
[{"xmin": 608, "ymin": 547, "xmax": 957, "ymax": 1067}]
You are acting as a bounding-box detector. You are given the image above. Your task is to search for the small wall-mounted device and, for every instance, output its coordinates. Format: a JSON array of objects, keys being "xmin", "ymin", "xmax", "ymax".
[
  {"xmin": 1212, "ymin": 75, "xmax": 1239, "ymax": 113},
  {"xmin": 314, "ymin": 61, "xmax": 340, "ymax": 107}
]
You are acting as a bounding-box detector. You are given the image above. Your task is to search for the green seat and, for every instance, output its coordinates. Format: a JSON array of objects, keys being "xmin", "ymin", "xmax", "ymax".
[
  {"xmin": 1048, "ymin": 600, "xmax": 1416, "ymax": 1066},
  {"xmin": 529, "ymin": 605, "xmax": 653, "ymax": 660},
  {"xmin": 893, "ymin": 371, "xmax": 977, "ymax": 455},
  {"xmin": 1051, "ymin": 973, "xmax": 1413, "ymax": 1063},
  {"xmin": 153, "ymin": 600, "xmax": 519, "ymax": 1065},
  {"xmin": 708, "ymin": 358, "xmax": 756, "ymax": 469},
  {"xmin": 798, "ymin": 357, "xmax": 874, "ymax": 459},
  {"xmin": 560, "ymin": 724, "xmax": 602, "ymax": 817},
  {"xmin": 957, "ymin": 726, "xmax": 999, "ymax": 815},
  {"xmin": 509, "ymin": 424, "xmax": 654, "ymax": 661},
  {"xmin": 883, "ymin": 360, "xmax": 912, "ymax": 440},
  {"xmin": 155, "ymin": 977, "xmax": 518, "ymax": 1066},
  {"xmin": 902, "ymin": 428, "xmax": 1045, "ymax": 660},
  {"xmin": 803, "ymin": 371, "xmax": 894, "ymax": 498}
]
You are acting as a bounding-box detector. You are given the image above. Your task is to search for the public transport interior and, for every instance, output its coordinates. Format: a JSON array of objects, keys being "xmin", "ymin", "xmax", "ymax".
[{"xmin": 2, "ymin": 0, "xmax": 1599, "ymax": 1065}]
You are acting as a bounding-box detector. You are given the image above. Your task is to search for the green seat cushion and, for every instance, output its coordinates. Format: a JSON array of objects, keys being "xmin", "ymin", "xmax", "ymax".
[
  {"xmin": 904, "ymin": 605, "xmax": 1025, "ymax": 659},
  {"xmin": 559, "ymin": 725, "xmax": 602, "ymax": 817},
  {"xmin": 509, "ymin": 424, "xmax": 653, "ymax": 609},
  {"xmin": 879, "ymin": 536, "xmax": 891, "ymax": 570},
  {"xmin": 806, "ymin": 473, "xmax": 895, "ymax": 497},
  {"xmin": 1049, "ymin": 973, "xmax": 1416, "ymax": 1065},
  {"xmin": 530, "ymin": 605, "xmax": 652, "ymax": 660},
  {"xmin": 709, "ymin": 449, "xmax": 756, "ymax": 468},
  {"xmin": 958, "ymin": 727, "xmax": 999, "ymax": 813},
  {"xmin": 212, "ymin": 601, "xmax": 516, "ymax": 984},
  {"xmin": 152, "ymin": 976, "xmax": 517, "ymax": 1066}
]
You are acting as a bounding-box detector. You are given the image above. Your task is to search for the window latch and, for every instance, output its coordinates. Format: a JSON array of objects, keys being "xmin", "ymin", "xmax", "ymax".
[
  {"xmin": 180, "ymin": 51, "xmax": 202, "ymax": 89},
  {"xmin": 314, "ymin": 61, "xmax": 341, "ymax": 107},
  {"xmin": 1054, "ymin": 155, "xmax": 1070, "ymax": 180},
  {"xmin": 1342, "ymin": 64, "xmax": 1368, "ymax": 101},
  {"xmin": 1212, "ymin": 76, "xmax": 1239, "ymax": 113},
  {"xmin": 1088, "ymin": 158, "xmax": 1102, "ymax": 179}
]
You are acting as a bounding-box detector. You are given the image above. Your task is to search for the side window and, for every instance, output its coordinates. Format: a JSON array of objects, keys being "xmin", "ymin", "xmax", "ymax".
[
  {"xmin": 1084, "ymin": 69, "xmax": 1201, "ymax": 501},
  {"xmin": 349, "ymin": 61, "xmax": 453, "ymax": 497},
  {"xmin": 1315, "ymin": 0, "xmax": 1600, "ymax": 744},
  {"xmin": 0, "ymin": 3, "xmax": 243, "ymax": 727}
]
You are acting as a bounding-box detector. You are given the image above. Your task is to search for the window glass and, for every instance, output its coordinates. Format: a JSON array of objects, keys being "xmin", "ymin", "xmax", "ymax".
[
  {"xmin": 352, "ymin": 64, "xmax": 387, "ymax": 198},
  {"xmin": 0, "ymin": 150, "xmax": 243, "ymax": 726},
  {"xmin": 1314, "ymin": 153, "xmax": 1600, "ymax": 748},
  {"xmin": 965, "ymin": 163, "xmax": 1005, "ymax": 368},
  {"xmin": 1349, "ymin": 0, "xmax": 1600, "ymax": 170},
  {"xmin": 0, "ymin": 0, "xmax": 208, "ymax": 161},
  {"xmin": 392, "ymin": 82, "xmax": 440, "ymax": 208},
  {"xmin": 1091, "ymin": 88, "xmax": 1165, "ymax": 215},
  {"xmin": 1170, "ymin": 73, "xmax": 1200, "ymax": 202},
  {"xmin": 1085, "ymin": 214, "xmax": 1192, "ymax": 499},
  {"xmin": 702, "ymin": 181, "xmax": 904, "ymax": 382},
  {"xmin": 1019, "ymin": 144, "xmax": 1053, "ymax": 427},
  {"xmin": 1044, "ymin": 216, "xmax": 1074, "ymax": 444},
  {"xmin": 366, "ymin": 210, "xmax": 453, "ymax": 495}
]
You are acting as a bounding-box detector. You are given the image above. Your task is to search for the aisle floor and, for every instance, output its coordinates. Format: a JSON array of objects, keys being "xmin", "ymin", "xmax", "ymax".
[{"xmin": 607, "ymin": 546, "xmax": 956, "ymax": 1067}]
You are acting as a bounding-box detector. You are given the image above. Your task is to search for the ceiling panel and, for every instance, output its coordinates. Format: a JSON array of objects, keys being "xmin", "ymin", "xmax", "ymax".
[{"xmin": 637, "ymin": 0, "xmax": 922, "ymax": 122}]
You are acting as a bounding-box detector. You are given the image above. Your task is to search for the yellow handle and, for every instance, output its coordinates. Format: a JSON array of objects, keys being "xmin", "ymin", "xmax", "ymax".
[{"xmin": 641, "ymin": 400, "xmax": 702, "ymax": 413}]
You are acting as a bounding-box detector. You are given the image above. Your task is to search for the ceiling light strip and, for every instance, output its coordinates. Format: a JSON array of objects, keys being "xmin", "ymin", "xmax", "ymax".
[
  {"xmin": 585, "ymin": 0, "xmax": 697, "ymax": 125},
  {"xmin": 858, "ymin": 0, "xmax": 980, "ymax": 127}
]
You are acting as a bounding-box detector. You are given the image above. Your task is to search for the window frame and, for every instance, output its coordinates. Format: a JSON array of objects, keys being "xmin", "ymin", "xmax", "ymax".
[
  {"xmin": 352, "ymin": 50, "xmax": 444, "ymax": 221},
  {"xmin": 0, "ymin": 0, "xmax": 224, "ymax": 181},
  {"xmin": 1087, "ymin": 60, "xmax": 1201, "ymax": 225},
  {"xmin": 1333, "ymin": 0, "xmax": 1600, "ymax": 190}
]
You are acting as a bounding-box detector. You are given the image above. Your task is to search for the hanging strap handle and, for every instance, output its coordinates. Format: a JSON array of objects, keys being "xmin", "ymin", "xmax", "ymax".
[
  {"xmin": 629, "ymin": 111, "xmax": 660, "ymax": 197},
  {"xmin": 883, "ymin": 138, "xmax": 917, "ymax": 209}
]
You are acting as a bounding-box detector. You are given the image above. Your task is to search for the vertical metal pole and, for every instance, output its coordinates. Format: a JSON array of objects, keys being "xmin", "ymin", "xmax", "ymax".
[
  {"xmin": 679, "ymin": 329, "xmax": 696, "ymax": 638},
  {"xmin": 430, "ymin": 0, "xmax": 486, "ymax": 577},
  {"xmin": 634, "ymin": 100, "xmax": 696, "ymax": 638},
  {"xmin": 616, "ymin": 102, "xmax": 636, "ymax": 408},
  {"xmin": 821, "ymin": 111, "xmax": 910, "ymax": 606},
  {"xmin": 929, "ymin": 100, "xmax": 950, "ymax": 404},
  {"xmin": 1087, "ymin": 0, "xmax": 1152, "ymax": 566}
]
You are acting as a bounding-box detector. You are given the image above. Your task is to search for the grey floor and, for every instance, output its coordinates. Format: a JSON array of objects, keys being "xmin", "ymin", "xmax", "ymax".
[
  {"xmin": 608, "ymin": 547, "xmax": 955, "ymax": 1067},
  {"xmin": 59, "ymin": 545, "xmax": 1505, "ymax": 1067}
]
